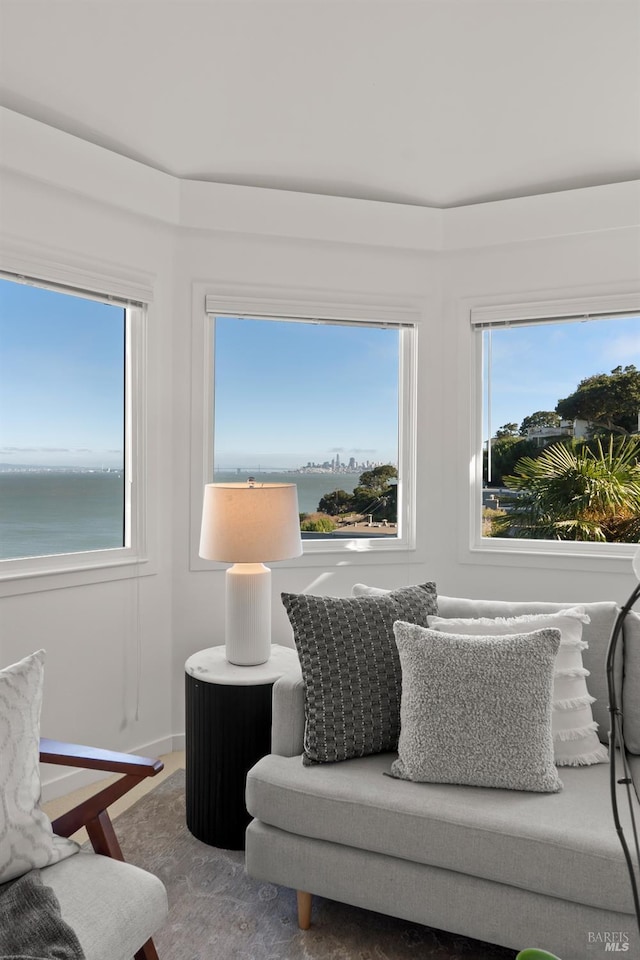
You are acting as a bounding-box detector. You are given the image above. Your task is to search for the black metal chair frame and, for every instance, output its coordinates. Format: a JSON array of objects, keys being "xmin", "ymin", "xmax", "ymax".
[{"xmin": 606, "ymin": 584, "xmax": 640, "ymax": 937}]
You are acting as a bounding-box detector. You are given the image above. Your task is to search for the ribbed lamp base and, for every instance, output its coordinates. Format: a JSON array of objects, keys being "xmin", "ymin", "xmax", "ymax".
[{"xmin": 225, "ymin": 562, "xmax": 271, "ymax": 665}]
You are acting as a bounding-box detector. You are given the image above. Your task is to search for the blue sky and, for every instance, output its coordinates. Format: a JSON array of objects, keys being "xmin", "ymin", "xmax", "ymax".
[
  {"xmin": 0, "ymin": 279, "xmax": 125, "ymax": 468},
  {"xmin": 1, "ymin": 276, "xmax": 638, "ymax": 471},
  {"xmin": 214, "ymin": 316, "xmax": 400, "ymax": 469},
  {"xmin": 486, "ymin": 315, "xmax": 640, "ymax": 440}
]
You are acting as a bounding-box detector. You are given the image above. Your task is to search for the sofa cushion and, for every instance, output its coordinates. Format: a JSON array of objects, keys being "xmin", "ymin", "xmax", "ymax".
[
  {"xmin": 352, "ymin": 588, "xmax": 621, "ymax": 745},
  {"xmin": 0, "ymin": 651, "xmax": 78, "ymax": 883},
  {"xmin": 246, "ymin": 751, "xmax": 634, "ymax": 915},
  {"xmin": 390, "ymin": 621, "xmax": 562, "ymax": 792},
  {"xmin": 427, "ymin": 608, "xmax": 608, "ymax": 767},
  {"xmin": 42, "ymin": 851, "xmax": 168, "ymax": 960},
  {"xmin": 281, "ymin": 584, "xmax": 437, "ymax": 765}
]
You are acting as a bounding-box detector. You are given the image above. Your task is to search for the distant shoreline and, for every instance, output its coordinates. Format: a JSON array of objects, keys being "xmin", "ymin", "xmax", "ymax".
[{"xmin": 0, "ymin": 465, "xmax": 122, "ymax": 474}]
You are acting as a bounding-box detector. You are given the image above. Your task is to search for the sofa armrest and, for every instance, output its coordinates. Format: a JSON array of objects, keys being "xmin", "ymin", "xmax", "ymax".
[{"xmin": 271, "ymin": 668, "xmax": 305, "ymax": 757}]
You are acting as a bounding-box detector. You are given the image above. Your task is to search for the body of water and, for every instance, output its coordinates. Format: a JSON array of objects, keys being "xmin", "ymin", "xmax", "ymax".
[
  {"xmin": 0, "ymin": 472, "xmax": 125, "ymax": 560},
  {"xmin": 212, "ymin": 470, "xmax": 361, "ymax": 514},
  {"xmin": 0, "ymin": 470, "xmax": 361, "ymax": 560}
]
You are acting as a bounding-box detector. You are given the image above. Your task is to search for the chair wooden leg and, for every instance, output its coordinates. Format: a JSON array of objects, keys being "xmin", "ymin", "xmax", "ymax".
[
  {"xmin": 297, "ymin": 890, "xmax": 312, "ymax": 930},
  {"xmin": 86, "ymin": 810, "xmax": 125, "ymax": 861},
  {"xmin": 134, "ymin": 938, "xmax": 159, "ymax": 960}
]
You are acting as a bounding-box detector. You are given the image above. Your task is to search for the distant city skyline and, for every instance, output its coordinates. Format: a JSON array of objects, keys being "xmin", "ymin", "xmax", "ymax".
[
  {"xmin": 213, "ymin": 453, "xmax": 393, "ymax": 475},
  {"xmin": 298, "ymin": 453, "xmax": 391, "ymax": 473}
]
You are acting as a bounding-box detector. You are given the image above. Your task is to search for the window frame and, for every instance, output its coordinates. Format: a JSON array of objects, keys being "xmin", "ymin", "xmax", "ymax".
[
  {"xmin": 466, "ymin": 289, "xmax": 640, "ymax": 569},
  {"xmin": 0, "ymin": 252, "xmax": 153, "ymax": 596},
  {"xmin": 189, "ymin": 283, "xmax": 420, "ymax": 570}
]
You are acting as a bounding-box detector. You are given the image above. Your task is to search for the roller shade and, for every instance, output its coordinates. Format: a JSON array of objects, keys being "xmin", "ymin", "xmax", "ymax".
[
  {"xmin": 0, "ymin": 271, "xmax": 150, "ymax": 308},
  {"xmin": 471, "ymin": 293, "xmax": 639, "ymax": 330}
]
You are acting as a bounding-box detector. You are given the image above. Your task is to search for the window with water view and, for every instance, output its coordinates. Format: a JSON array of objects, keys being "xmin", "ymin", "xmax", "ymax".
[
  {"xmin": 481, "ymin": 311, "xmax": 640, "ymax": 544},
  {"xmin": 212, "ymin": 315, "xmax": 402, "ymax": 540},
  {"xmin": 0, "ymin": 276, "xmax": 127, "ymax": 563}
]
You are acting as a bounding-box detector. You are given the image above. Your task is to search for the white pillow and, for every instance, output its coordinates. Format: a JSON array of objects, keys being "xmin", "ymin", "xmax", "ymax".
[
  {"xmin": 0, "ymin": 650, "xmax": 79, "ymax": 882},
  {"xmin": 353, "ymin": 583, "xmax": 401, "ymax": 597},
  {"xmin": 427, "ymin": 608, "xmax": 609, "ymax": 767}
]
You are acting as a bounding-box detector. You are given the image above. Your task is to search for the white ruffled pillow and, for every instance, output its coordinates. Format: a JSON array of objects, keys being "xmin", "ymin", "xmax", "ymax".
[
  {"xmin": 352, "ymin": 583, "xmax": 392, "ymax": 597},
  {"xmin": 0, "ymin": 650, "xmax": 79, "ymax": 882},
  {"xmin": 427, "ymin": 607, "xmax": 608, "ymax": 767}
]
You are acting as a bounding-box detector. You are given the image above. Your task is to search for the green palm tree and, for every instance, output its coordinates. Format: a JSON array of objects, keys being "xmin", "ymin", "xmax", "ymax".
[{"xmin": 493, "ymin": 436, "xmax": 640, "ymax": 542}]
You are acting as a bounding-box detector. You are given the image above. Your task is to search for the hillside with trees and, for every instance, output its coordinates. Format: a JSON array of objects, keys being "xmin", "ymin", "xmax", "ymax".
[
  {"xmin": 487, "ymin": 367, "xmax": 640, "ymax": 486},
  {"xmin": 485, "ymin": 366, "xmax": 640, "ymax": 542},
  {"xmin": 314, "ymin": 464, "xmax": 398, "ymax": 524},
  {"xmin": 555, "ymin": 365, "xmax": 640, "ymax": 435}
]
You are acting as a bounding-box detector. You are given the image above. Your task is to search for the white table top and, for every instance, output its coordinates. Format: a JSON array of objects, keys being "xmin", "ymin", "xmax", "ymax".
[{"xmin": 185, "ymin": 643, "xmax": 301, "ymax": 686}]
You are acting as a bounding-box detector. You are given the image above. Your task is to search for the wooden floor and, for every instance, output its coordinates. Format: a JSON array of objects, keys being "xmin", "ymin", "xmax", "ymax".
[{"xmin": 42, "ymin": 749, "xmax": 185, "ymax": 843}]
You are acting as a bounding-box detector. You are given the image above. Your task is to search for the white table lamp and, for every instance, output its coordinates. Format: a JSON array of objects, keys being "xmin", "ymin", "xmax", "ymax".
[{"xmin": 199, "ymin": 481, "xmax": 302, "ymax": 665}]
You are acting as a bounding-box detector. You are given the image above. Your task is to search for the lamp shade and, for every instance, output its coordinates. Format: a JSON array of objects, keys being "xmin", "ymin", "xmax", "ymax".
[{"xmin": 199, "ymin": 482, "xmax": 302, "ymax": 563}]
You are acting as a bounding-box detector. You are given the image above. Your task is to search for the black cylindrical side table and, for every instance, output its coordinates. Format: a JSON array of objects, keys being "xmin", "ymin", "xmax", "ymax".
[{"xmin": 185, "ymin": 644, "xmax": 300, "ymax": 850}]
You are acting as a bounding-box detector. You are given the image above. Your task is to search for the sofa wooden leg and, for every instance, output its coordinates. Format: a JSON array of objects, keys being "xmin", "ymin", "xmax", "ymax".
[
  {"xmin": 134, "ymin": 938, "xmax": 160, "ymax": 960},
  {"xmin": 297, "ymin": 890, "xmax": 312, "ymax": 930}
]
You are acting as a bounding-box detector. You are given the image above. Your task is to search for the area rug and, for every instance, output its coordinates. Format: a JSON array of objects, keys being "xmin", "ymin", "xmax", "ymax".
[{"xmin": 112, "ymin": 769, "xmax": 516, "ymax": 960}]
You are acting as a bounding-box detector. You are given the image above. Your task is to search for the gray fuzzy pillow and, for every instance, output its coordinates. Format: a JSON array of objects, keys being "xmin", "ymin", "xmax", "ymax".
[
  {"xmin": 281, "ymin": 584, "xmax": 437, "ymax": 765},
  {"xmin": 391, "ymin": 622, "xmax": 563, "ymax": 793}
]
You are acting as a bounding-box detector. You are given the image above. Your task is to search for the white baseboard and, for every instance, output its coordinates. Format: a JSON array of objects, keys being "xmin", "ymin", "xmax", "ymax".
[{"xmin": 40, "ymin": 734, "xmax": 184, "ymax": 803}]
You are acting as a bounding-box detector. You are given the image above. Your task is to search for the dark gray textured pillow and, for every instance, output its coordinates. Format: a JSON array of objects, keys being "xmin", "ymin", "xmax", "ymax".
[
  {"xmin": 391, "ymin": 621, "xmax": 563, "ymax": 793},
  {"xmin": 281, "ymin": 584, "xmax": 437, "ymax": 765}
]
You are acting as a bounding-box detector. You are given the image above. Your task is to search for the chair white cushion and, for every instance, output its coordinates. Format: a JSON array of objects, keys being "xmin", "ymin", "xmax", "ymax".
[{"xmin": 43, "ymin": 851, "xmax": 168, "ymax": 960}]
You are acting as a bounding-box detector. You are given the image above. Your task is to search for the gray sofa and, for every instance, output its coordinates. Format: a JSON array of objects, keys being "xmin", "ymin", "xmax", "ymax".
[{"xmin": 245, "ymin": 595, "xmax": 640, "ymax": 960}]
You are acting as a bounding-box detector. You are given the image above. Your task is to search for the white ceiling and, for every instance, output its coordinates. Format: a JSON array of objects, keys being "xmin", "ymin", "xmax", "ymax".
[{"xmin": 0, "ymin": 0, "xmax": 639, "ymax": 208}]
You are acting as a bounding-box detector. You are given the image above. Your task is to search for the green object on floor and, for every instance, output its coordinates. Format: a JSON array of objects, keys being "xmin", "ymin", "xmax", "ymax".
[{"xmin": 515, "ymin": 951, "xmax": 562, "ymax": 960}]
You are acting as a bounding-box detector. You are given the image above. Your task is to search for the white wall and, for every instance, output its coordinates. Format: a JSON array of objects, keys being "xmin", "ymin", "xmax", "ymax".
[
  {"xmin": 439, "ymin": 223, "xmax": 640, "ymax": 604},
  {"xmin": 169, "ymin": 182, "xmax": 640, "ymax": 738},
  {"xmin": 0, "ymin": 162, "xmax": 176, "ymax": 796},
  {"xmin": 171, "ymin": 229, "xmax": 442, "ymax": 736},
  {"xmin": 1, "ymin": 111, "xmax": 638, "ymax": 781}
]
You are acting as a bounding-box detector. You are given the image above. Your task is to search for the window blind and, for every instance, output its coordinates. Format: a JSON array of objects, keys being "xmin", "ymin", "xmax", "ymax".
[
  {"xmin": 0, "ymin": 271, "xmax": 149, "ymax": 308},
  {"xmin": 471, "ymin": 293, "xmax": 639, "ymax": 330}
]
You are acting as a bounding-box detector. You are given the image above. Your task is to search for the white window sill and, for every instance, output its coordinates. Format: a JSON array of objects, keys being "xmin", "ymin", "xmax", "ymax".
[
  {"xmin": 462, "ymin": 536, "xmax": 637, "ymax": 575},
  {"xmin": 0, "ymin": 554, "xmax": 155, "ymax": 598},
  {"xmin": 191, "ymin": 536, "xmax": 426, "ymax": 572}
]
